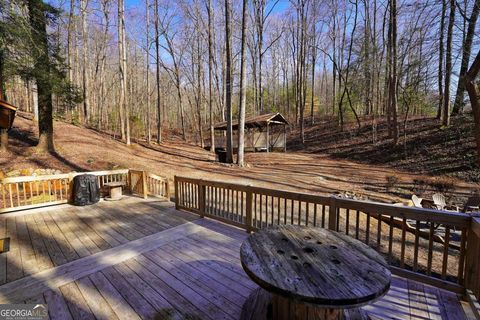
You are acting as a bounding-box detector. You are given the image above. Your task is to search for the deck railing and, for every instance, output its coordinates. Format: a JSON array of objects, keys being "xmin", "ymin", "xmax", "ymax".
[
  {"xmin": 0, "ymin": 169, "xmax": 168, "ymax": 213},
  {"xmin": 174, "ymin": 175, "xmax": 480, "ymax": 299}
]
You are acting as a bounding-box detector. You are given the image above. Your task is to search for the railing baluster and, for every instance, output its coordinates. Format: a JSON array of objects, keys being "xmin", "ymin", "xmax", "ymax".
[
  {"xmin": 427, "ymin": 222, "xmax": 435, "ymax": 275},
  {"xmin": 413, "ymin": 220, "xmax": 420, "ymax": 272},
  {"xmin": 458, "ymin": 228, "xmax": 467, "ymax": 284},
  {"xmin": 345, "ymin": 209, "xmax": 350, "ymax": 235},
  {"xmin": 355, "ymin": 210, "xmax": 360, "ymax": 239},
  {"xmin": 388, "ymin": 216, "xmax": 394, "ymax": 262},
  {"xmin": 441, "ymin": 226, "xmax": 450, "ymax": 279},
  {"xmin": 321, "ymin": 205, "xmax": 326, "ymax": 228},
  {"xmin": 277, "ymin": 197, "xmax": 281, "ymax": 225},
  {"xmin": 400, "ymin": 218, "xmax": 407, "ymax": 268},
  {"xmin": 365, "ymin": 212, "xmax": 370, "ymax": 245}
]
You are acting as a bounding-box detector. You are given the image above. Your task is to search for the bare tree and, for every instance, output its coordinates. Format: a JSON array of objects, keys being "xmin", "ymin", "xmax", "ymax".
[
  {"xmin": 442, "ymin": 0, "xmax": 455, "ymax": 126},
  {"xmin": 237, "ymin": 0, "xmax": 248, "ymax": 166},
  {"xmin": 118, "ymin": 0, "xmax": 130, "ymax": 144},
  {"xmin": 80, "ymin": 0, "xmax": 90, "ymax": 122},
  {"xmin": 452, "ymin": 0, "xmax": 479, "ymax": 115},
  {"xmin": 224, "ymin": 0, "xmax": 233, "ymax": 163},
  {"xmin": 207, "ymin": 0, "xmax": 215, "ymax": 151},
  {"xmin": 154, "ymin": 0, "xmax": 162, "ymax": 143}
]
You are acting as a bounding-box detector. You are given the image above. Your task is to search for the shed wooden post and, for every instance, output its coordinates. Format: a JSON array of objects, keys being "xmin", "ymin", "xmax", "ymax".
[
  {"xmin": 266, "ymin": 123, "xmax": 269, "ymax": 152},
  {"xmin": 212, "ymin": 131, "xmax": 215, "ymax": 152},
  {"xmin": 283, "ymin": 124, "xmax": 287, "ymax": 152}
]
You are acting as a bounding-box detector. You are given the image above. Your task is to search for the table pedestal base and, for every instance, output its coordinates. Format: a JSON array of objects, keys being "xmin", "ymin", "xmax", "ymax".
[{"xmin": 240, "ymin": 288, "xmax": 368, "ymax": 320}]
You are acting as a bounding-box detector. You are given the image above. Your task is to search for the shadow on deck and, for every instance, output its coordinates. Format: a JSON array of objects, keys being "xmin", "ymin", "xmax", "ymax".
[{"xmin": 0, "ymin": 197, "xmax": 475, "ymax": 319}]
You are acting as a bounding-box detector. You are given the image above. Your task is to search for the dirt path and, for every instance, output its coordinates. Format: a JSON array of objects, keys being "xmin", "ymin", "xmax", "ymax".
[{"xmin": 1, "ymin": 116, "xmax": 477, "ymax": 203}]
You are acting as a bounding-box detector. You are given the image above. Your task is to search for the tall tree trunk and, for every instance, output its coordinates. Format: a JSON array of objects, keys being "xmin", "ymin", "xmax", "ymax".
[
  {"xmin": 146, "ymin": 0, "xmax": 151, "ymax": 144},
  {"xmin": 443, "ymin": 0, "xmax": 455, "ymax": 126},
  {"xmin": 154, "ymin": 0, "xmax": 162, "ymax": 144},
  {"xmin": 452, "ymin": 0, "xmax": 479, "ymax": 115},
  {"xmin": 118, "ymin": 0, "xmax": 130, "ymax": 144},
  {"xmin": 207, "ymin": 0, "xmax": 215, "ymax": 151},
  {"xmin": 237, "ymin": 0, "xmax": 248, "ymax": 166},
  {"xmin": 80, "ymin": 0, "xmax": 90, "ymax": 123},
  {"xmin": 388, "ymin": 0, "xmax": 399, "ymax": 144},
  {"xmin": 437, "ymin": 0, "xmax": 446, "ymax": 119},
  {"xmin": 224, "ymin": 0, "xmax": 233, "ymax": 163},
  {"xmin": 28, "ymin": 0, "xmax": 55, "ymax": 152}
]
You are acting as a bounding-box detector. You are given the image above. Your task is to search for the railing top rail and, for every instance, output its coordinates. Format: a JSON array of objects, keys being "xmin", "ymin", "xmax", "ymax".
[
  {"xmin": 0, "ymin": 169, "xmax": 129, "ymax": 184},
  {"xmin": 175, "ymin": 175, "xmax": 472, "ymax": 228},
  {"xmin": 175, "ymin": 175, "xmax": 331, "ymax": 204},
  {"xmin": 333, "ymin": 196, "xmax": 471, "ymax": 228}
]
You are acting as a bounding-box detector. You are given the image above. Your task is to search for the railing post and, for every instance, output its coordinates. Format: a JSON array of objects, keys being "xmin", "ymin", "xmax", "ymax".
[
  {"xmin": 328, "ymin": 196, "xmax": 338, "ymax": 231},
  {"xmin": 198, "ymin": 182, "xmax": 206, "ymax": 218},
  {"xmin": 245, "ymin": 188, "xmax": 253, "ymax": 233},
  {"xmin": 174, "ymin": 176, "xmax": 179, "ymax": 210},
  {"xmin": 165, "ymin": 180, "xmax": 170, "ymax": 200},
  {"xmin": 465, "ymin": 217, "xmax": 480, "ymax": 301},
  {"xmin": 142, "ymin": 171, "xmax": 148, "ymax": 199}
]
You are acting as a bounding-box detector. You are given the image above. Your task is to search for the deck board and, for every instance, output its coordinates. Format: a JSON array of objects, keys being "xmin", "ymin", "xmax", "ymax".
[{"xmin": 0, "ymin": 197, "xmax": 474, "ymax": 319}]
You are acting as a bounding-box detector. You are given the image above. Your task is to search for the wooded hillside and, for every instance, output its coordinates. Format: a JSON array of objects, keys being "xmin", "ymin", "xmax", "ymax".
[{"xmin": 1, "ymin": 0, "xmax": 480, "ymax": 167}]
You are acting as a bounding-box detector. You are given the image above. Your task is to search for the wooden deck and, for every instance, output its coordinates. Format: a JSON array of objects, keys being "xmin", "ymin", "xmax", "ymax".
[{"xmin": 0, "ymin": 197, "xmax": 476, "ymax": 319}]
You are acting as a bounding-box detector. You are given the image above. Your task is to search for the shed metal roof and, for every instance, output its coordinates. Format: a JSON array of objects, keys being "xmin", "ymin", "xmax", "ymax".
[{"xmin": 214, "ymin": 113, "xmax": 289, "ymax": 131}]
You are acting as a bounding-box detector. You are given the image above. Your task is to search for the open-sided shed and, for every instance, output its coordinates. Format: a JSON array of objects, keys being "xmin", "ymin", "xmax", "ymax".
[{"xmin": 212, "ymin": 113, "xmax": 289, "ymax": 152}]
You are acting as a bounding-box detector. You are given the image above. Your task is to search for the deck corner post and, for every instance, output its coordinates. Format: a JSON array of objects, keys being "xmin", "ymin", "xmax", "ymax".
[
  {"xmin": 174, "ymin": 176, "xmax": 179, "ymax": 210},
  {"xmin": 245, "ymin": 188, "xmax": 253, "ymax": 233},
  {"xmin": 328, "ymin": 196, "xmax": 338, "ymax": 231},
  {"xmin": 465, "ymin": 217, "xmax": 480, "ymax": 301},
  {"xmin": 198, "ymin": 183, "xmax": 206, "ymax": 218}
]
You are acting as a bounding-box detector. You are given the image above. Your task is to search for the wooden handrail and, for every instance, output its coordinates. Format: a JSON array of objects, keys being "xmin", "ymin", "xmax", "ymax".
[
  {"xmin": 0, "ymin": 169, "xmax": 170, "ymax": 213},
  {"xmin": 174, "ymin": 175, "xmax": 479, "ymax": 298}
]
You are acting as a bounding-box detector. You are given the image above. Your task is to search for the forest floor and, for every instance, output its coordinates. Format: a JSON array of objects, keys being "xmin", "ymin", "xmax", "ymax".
[{"xmin": 1, "ymin": 113, "xmax": 478, "ymax": 204}]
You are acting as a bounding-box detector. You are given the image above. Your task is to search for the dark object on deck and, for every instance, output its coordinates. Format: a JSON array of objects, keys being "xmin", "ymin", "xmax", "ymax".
[
  {"xmin": 240, "ymin": 225, "xmax": 391, "ymax": 320},
  {"xmin": 0, "ymin": 100, "xmax": 17, "ymax": 130},
  {"xmin": 73, "ymin": 174, "xmax": 100, "ymax": 206},
  {"xmin": 216, "ymin": 149, "xmax": 227, "ymax": 163}
]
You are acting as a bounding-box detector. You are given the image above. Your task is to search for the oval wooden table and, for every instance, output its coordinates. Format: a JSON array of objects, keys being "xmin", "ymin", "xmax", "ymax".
[{"xmin": 240, "ymin": 225, "xmax": 391, "ymax": 320}]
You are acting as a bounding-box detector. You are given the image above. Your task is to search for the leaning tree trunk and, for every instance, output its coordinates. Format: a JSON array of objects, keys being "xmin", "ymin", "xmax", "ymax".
[
  {"xmin": 452, "ymin": 0, "xmax": 480, "ymax": 115},
  {"xmin": 465, "ymin": 50, "xmax": 480, "ymax": 164},
  {"xmin": 0, "ymin": 47, "xmax": 8, "ymax": 152}
]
